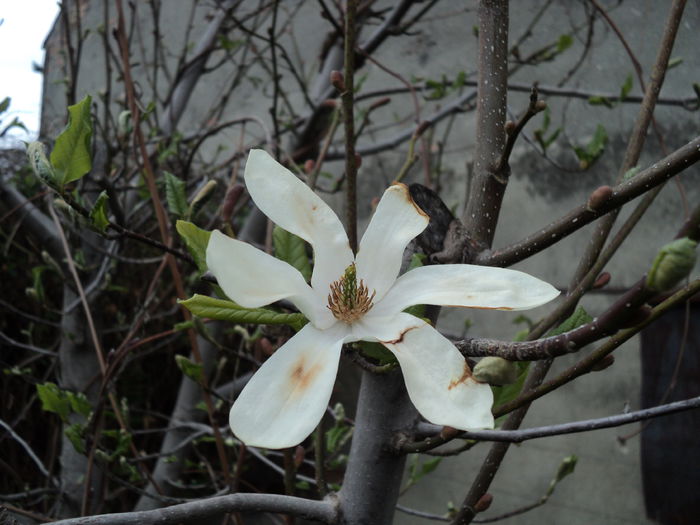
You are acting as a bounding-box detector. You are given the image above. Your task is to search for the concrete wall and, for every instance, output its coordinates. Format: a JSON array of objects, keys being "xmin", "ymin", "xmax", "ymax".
[{"xmin": 41, "ymin": 1, "xmax": 700, "ymax": 523}]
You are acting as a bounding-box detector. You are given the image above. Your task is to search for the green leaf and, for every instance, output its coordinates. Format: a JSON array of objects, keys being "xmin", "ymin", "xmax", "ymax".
[
  {"xmin": 36, "ymin": 382, "xmax": 72, "ymax": 422},
  {"xmin": 491, "ymin": 361, "xmax": 530, "ymax": 417},
  {"xmin": 0, "ymin": 96, "xmax": 10, "ymax": 114},
  {"xmin": 67, "ymin": 391, "xmax": 92, "ymax": 418},
  {"xmin": 164, "ymin": 171, "xmax": 188, "ymax": 218},
  {"xmin": 272, "ymin": 226, "xmax": 312, "ymax": 282},
  {"xmin": 175, "ymin": 354, "xmax": 204, "ymax": 384},
  {"xmin": 357, "ymin": 341, "xmax": 397, "ymax": 366},
  {"xmin": 406, "ymin": 455, "xmax": 442, "ymax": 490},
  {"xmin": 50, "ymin": 95, "xmax": 93, "ymax": 188},
  {"xmin": 667, "ymin": 57, "xmax": 683, "ymax": 69},
  {"xmin": 175, "ymin": 220, "xmax": 211, "ymax": 273},
  {"xmin": 546, "ymin": 306, "xmax": 592, "ymax": 337},
  {"xmin": 587, "ymin": 95, "xmax": 613, "ymax": 108},
  {"xmin": 556, "ymin": 34, "xmax": 573, "ymax": 53},
  {"xmin": 179, "ymin": 294, "xmax": 308, "ymax": 331},
  {"xmin": 574, "ymin": 124, "xmax": 607, "ymax": 168},
  {"xmin": 65, "ymin": 423, "xmax": 86, "ymax": 454},
  {"xmin": 89, "ymin": 191, "xmax": 110, "ymax": 233},
  {"xmin": 619, "ymin": 74, "xmax": 633, "ymax": 100}
]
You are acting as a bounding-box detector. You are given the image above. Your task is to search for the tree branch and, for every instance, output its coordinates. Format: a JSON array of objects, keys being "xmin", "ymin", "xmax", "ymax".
[
  {"xmin": 477, "ymin": 134, "xmax": 700, "ymax": 267},
  {"xmin": 49, "ymin": 493, "xmax": 339, "ymax": 525}
]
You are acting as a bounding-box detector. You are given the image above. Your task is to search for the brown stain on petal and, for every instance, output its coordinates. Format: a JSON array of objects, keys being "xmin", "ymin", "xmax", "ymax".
[
  {"xmin": 383, "ymin": 324, "xmax": 420, "ymax": 345},
  {"xmin": 391, "ymin": 182, "xmax": 429, "ymax": 220},
  {"xmin": 448, "ymin": 362, "xmax": 473, "ymax": 391},
  {"xmin": 288, "ymin": 355, "xmax": 323, "ymax": 398},
  {"xmin": 445, "ymin": 303, "xmax": 514, "ymax": 311}
]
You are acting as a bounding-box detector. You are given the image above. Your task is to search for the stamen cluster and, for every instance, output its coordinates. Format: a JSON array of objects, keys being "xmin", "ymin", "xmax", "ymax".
[{"xmin": 327, "ymin": 263, "xmax": 376, "ymax": 323}]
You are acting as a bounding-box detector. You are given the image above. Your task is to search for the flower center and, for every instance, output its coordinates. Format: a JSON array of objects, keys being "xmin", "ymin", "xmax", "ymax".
[{"xmin": 327, "ymin": 263, "xmax": 376, "ymax": 324}]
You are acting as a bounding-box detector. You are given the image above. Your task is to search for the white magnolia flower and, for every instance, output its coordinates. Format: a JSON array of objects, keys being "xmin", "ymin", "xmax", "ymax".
[{"xmin": 206, "ymin": 149, "xmax": 559, "ymax": 449}]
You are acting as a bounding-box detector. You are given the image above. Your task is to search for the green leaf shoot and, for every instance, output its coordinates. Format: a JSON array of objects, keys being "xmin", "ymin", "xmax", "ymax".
[
  {"xmin": 179, "ymin": 294, "xmax": 308, "ymax": 331},
  {"xmin": 50, "ymin": 95, "xmax": 93, "ymax": 189},
  {"xmin": 89, "ymin": 191, "xmax": 110, "ymax": 233}
]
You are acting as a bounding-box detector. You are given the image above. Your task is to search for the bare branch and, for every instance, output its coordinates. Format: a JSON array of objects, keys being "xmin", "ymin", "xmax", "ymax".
[{"xmin": 49, "ymin": 493, "xmax": 339, "ymax": 525}]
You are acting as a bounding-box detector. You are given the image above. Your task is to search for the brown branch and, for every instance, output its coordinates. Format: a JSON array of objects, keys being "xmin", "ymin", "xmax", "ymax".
[
  {"xmin": 477, "ymin": 134, "xmax": 700, "ymax": 267},
  {"xmin": 342, "ymin": 0, "xmax": 359, "ymax": 253}
]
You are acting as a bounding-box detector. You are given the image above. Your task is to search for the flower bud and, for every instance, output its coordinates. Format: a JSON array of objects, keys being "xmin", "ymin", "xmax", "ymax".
[
  {"xmin": 304, "ymin": 159, "xmax": 315, "ymax": 173},
  {"xmin": 591, "ymin": 354, "xmax": 615, "ymax": 372},
  {"xmin": 646, "ymin": 237, "xmax": 697, "ymax": 292},
  {"xmin": 587, "ymin": 185, "xmax": 613, "ymax": 211},
  {"xmin": 117, "ymin": 110, "xmax": 132, "ymax": 137},
  {"xmin": 593, "ymin": 271, "xmax": 611, "ymax": 289},
  {"xmin": 189, "ymin": 180, "xmax": 217, "ymax": 218},
  {"xmin": 473, "ymin": 357, "xmax": 519, "ymax": 386},
  {"xmin": 330, "ymin": 70, "xmax": 345, "ymax": 91},
  {"xmin": 474, "ymin": 493, "xmax": 493, "ymax": 512},
  {"xmin": 221, "ymin": 184, "xmax": 244, "ymax": 223},
  {"xmin": 535, "ymin": 100, "xmax": 547, "ymax": 112},
  {"xmin": 26, "ymin": 141, "xmax": 56, "ymax": 187}
]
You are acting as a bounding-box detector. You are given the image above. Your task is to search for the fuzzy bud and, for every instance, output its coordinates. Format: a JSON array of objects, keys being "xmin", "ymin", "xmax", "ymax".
[
  {"xmin": 304, "ymin": 159, "xmax": 315, "ymax": 174},
  {"xmin": 369, "ymin": 96, "xmax": 391, "ymax": 111},
  {"xmin": 189, "ymin": 180, "xmax": 217, "ymax": 218},
  {"xmin": 591, "ymin": 354, "xmax": 615, "ymax": 372},
  {"xmin": 473, "ymin": 357, "xmax": 519, "ymax": 386},
  {"xmin": 474, "ymin": 493, "xmax": 493, "ymax": 512},
  {"xmin": 593, "ymin": 271, "xmax": 611, "ymax": 289},
  {"xmin": 330, "ymin": 70, "xmax": 345, "ymax": 91},
  {"xmin": 535, "ymin": 100, "xmax": 547, "ymax": 112},
  {"xmin": 504, "ymin": 120, "xmax": 516, "ymax": 134},
  {"xmin": 117, "ymin": 110, "xmax": 132, "ymax": 137},
  {"xmin": 587, "ymin": 185, "xmax": 613, "ymax": 211},
  {"xmin": 27, "ymin": 141, "xmax": 56, "ymax": 187},
  {"xmin": 646, "ymin": 237, "xmax": 698, "ymax": 292},
  {"xmin": 221, "ymin": 184, "xmax": 244, "ymax": 223}
]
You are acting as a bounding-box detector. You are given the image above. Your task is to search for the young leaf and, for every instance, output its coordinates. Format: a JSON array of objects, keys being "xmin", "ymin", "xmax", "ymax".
[
  {"xmin": 619, "ymin": 74, "xmax": 633, "ymax": 100},
  {"xmin": 175, "ymin": 354, "xmax": 204, "ymax": 384},
  {"xmin": 164, "ymin": 171, "xmax": 188, "ymax": 218},
  {"xmin": 89, "ymin": 191, "xmax": 110, "ymax": 233},
  {"xmin": 545, "ymin": 455, "xmax": 578, "ymax": 498},
  {"xmin": 26, "ymin": 142, "xmax": 57, "ymax": 187},
  {"xmin": 0, "ymin": 96, "xmax": 9, "ymax": 114},
  {"xmin": 175, "ymin": 220, "xmax": 211, "ymax": 273},
  {"xmin": 179, "ymin": 294, "xmax": 307, "ymax": 331},
  {"xmin": 272, "ymin": 226, "xmax": 312, "ymax": 282},
  {"xmin": 50, "ymin": 95, "xmax": 93, "ymax": 188},
  {"xmin": 36, "ymin": 382, "xmax": 72, "ymax": 422},
  {"xmin": 556, "ymin": 34, "xmax": 573, "ymax": 53}
]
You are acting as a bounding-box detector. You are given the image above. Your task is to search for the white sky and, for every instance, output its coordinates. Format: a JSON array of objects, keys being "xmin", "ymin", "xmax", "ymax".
[{"xmin": 0, "ymin": 1, "xmax": 61, "ymax": 146}]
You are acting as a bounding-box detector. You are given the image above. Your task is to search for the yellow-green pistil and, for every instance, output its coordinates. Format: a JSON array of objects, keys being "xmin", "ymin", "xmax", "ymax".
[{"xmin": 327, "ymin": 263, "xmax": 376, "ymax": 323}]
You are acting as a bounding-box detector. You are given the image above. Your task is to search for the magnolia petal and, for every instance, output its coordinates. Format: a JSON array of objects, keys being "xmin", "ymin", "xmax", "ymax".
[
  {"xmin": 243, "ymin": 150, "xmax": 353, "ymax": 294},
  {"xmin": 229, "ymin": 323, "xmax": 348, "ymax": 449},
  {"xmin": 373, "ymin": 264, "xmax": 560, "ymax": 317},
  {"xmin": 380, "ymin": 313, "xmax": 494, "ymax": 430},
  {"xmin": 355, "ymin": 183, "xmax": 429, "ymax": 301},
  {"xmin": 206, "ymin": 230, "xmax": 331, "ymax": 326}
]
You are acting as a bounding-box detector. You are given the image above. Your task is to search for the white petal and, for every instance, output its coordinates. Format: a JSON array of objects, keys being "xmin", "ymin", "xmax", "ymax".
[
  {"xmin": 355, "ymin": 183, "xmax": 429, "ymax": 301},
  {"xmin": 206, "ymin": 230, "xmax": 333, "ymax": 327},
  {"xmin": 243, "ymin": 149, "xmax": 354, "ymax": 294},
  {"xmin": 229, "ymin": 323, "xmax": 348, "ymax": 449},
  {"xmin": 379, "ymin": 313, "xmax": 494, "ymax": 430},
  {"xmin": 373, "ymin": 264, "xmax": 560, "ymax": 317}
]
